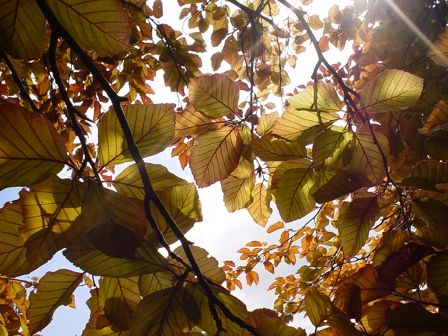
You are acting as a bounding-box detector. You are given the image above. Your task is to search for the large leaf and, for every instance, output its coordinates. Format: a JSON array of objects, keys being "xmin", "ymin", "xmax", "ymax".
[
  {"xmin": 81, "ymin": 185, "xmax": 148, "ymax": 258},
  {"xmin": 272, "ymin": 160, "xmax": 316, "ymax": 222},
  {"xmin": 46, "ymin": 0, "xmax": 130, "ymax": 56},
  {"xmin": 0, "ymin": 201, "xmax": 30, "ymax": 277},
  {"xmin": 273, "ymin": 84, "xmax": 342, "ymax": 141},
  {"xmin": 336, "ymin": 195, "xmax": 379, "ymax": 259},
  {"xmin": 427, "ymin": 27, "xmax": 448, "ymax": 67},
  {"xmin": 190, "ymin": 127, "xmax": 244, "ymax": 187},
  {"xmin": 360, "ymin": 301, "xmax": 398, "ymax": 334},
  {"xmin": 19, "ymin": 177, "xmax": 85, "ymax": 269},
  {"xmin": 0, "ymin": 0, "xmax": 47, "ymax": 59},
  {"xmin": 100, "ymin": 277, "xmax": 140, "ymax": 330},
  {"xmin": 188, "ymin": 74, "xmax": 239, "ymax": 118},
  {"xmin": 0, "ymin": 104, "xmax": 68, "ymax": 190},
  {"xmin": 130, "ymin": 287, "xmax": 197, "ymax": 336},
  {"xmin": 386, "ymin": 303, "xmax": 448, "ymax": 332},
  {"xmin": 247, "ymin": 183, "xmax": 272, "ymax": 227},
  {"xmin": 114, "ymin": 163, "xmax": 188, "ymax": 199},
  {"xmin": 175, "ymin": 105, "xmax": 221, "ymax": 139},
  {"xmin": 427, "ymin": 251, "xmax": 448, "ymax": 296},
  {"xmin": 98, "ymin": 104, "xmax": 175, "ymax": 167},
  {"xmin": 252, "ymin": 135, "xmax": 306, "ymax": 161},
  {"xmin": 186, "ymin": 284, "xmax": 248, "ymax": 335},
  {"xmin": 221, "ymin": 156, "xmax": 255, "ymax": 212},
  {"xmin": 348, "ymin": 130, "xmax": 389, "ymax": 184},
  {"xmin": 139, "ymin": 272, "xmax": 175, "ymax": 297},
  {"xmin": 150, "ymin": 183, "xmax": 202, "ymax": 244},
  {"xmin": 312, "ymin": 127, "xmax": 352, "ymax": 170},
  {"xmin": 28, "ymin": 269, "xmax": 83, "ymax": 334},
  {"xmin": 173, "ymin": 245, "xmax": 226, "ymax": 284},
  {"xmin": 256, "ymin": 112, "xmax": 279, "ymax": 136},
  {"xmin": 419, "ymin": 99, "xmax": 448, "ymax": 135},
  {"xmin": 304, "ymin": 287, "xmax": 333, "ymax": 326},
  {"xmin": 360, "ymin": 69, "xmax": 423, "ymax": 113},
  {"xmin": 64, "ymin": 241, "xmax": 167, "ymax": 277}
]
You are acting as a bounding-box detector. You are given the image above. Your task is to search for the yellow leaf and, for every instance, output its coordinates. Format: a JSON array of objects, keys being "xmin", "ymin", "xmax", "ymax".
[
  {"xmin": 252, "ymin": 134, "xmax": 306, "ymax": 161},
  {"xmin": 304, "ymin": 287, "xmax": 332, "ymax": 326},
  {"xmin": 267, "ymin": 221, "xmax": 284, "ymax": 233},
  {"xmin": 0, "ymin": 104, "xmax": 68, "ymax": 189},
  {"xmin": 46, "ymin": 0, "xmax": 131, "ymax": 56},
  {"xmin": 256, "ymin": 112, "xmax": 279, "ymax": 136},
  {"xmin": 247, "ymin": 184, "xmax": 272, "ymax": 227},
  {"xmin": 28, "ymin": 269, "xmax": 83, "ymax": 334},
  {"xmin": 0, "ymin": 0, "xmax": 47, "ymax": 59},
  {"xmin": 419, "ymin": 99, "xmax": 448, "ymax": 135},
  {"xmin": 190, "ymin": 127, "xmax": 244, "ymax": 187},
  {"xmin": 272, "ymin": 160, "xmax": 316, "ymax": 222},
  {"xmin": 189, "ymin": 74, "xmax": 239, "ymax": 118},
  {"xmin": 175, "ymin": 105, "xmax": 221, "ymax": 139},
  {"xmin": 98, "ymin": 104, "xmax": 175, "ymax": 167}
]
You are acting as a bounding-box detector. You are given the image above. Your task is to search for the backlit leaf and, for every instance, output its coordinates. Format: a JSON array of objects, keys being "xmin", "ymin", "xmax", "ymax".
[
  {"xmin": 349, "ymin": 130, "xmax": 389, "ymax": 184},
  {"xmin": 139, "ymin": 272, "xmax": 175, "ymax": 297},
  {"xmin": 100, "ymin": 277, "xmax": 140, "ymax": 330},
  {"xmin": 46, "ymin": 0, "xmax": 130, "ymax": 56},
  {"xmin": 0, "ymin": 201, "xmax": 30, "ymax": 277},
  {"xmin": 419, "ymin": 99, "xmax": 448, "ymax": 135},
  {"xmin": 130, "ymin": 287, "xmax": 196, "ymax": 336},
  {"xmin": 190, "ymin": 127, "xmax": 244, "ymax": 187},
  {"xmin": 252, "ymin": 135, "xmax": 306, "ymax": 161},
  {"xmin": 312, "ymin": 127, "xmax": 352, "ymax": 170},
  {"xmin": 174, "ymin": 245, "xmax": 226, "ymax": 283},
  {"xmin": 247, "ymin": 183, "xmax": 272, "ymax": 227},
  {"xmin": 189, "ymin": 74, "xmax": 239, "ymax": 118},
  {"xmin": 0, "ymin": 0, "xmax": 47, "ymax": 59},
  {"xmin": 64, "ymin": 241, "xmax": 166, "ymax": 277},
  {"xmin": 360, "ymin": 69, "xmax": 423, "ymax": 113},
  {"xmin": 427, "ymin": 251, "xmax": 448, "ymax": 296},
  {"xmin": 336, "ymin": 195, "xmax": 379, "ymax": 259},
  {"xmin": 361, "ymin": 301, "xmax": 398, "ymax": 334},
  {"xmin": 221, "ymin": 157, "xmax": 255, "ymax": 212},
  {"xmin": 386, "ymin": 303, "xmax": 448, "ymax": 332},
  {"xmin": 19, "ymin": 177, "xmax": 85, "ymax": 269},
  {"xmin": 272, "ymin": 160, "xmax": 316, "ymax": 222},
  {"xmin": 98, "ymin": 104, "xmax": 175, "ymax": 167},
  {"xmin": 28, "ymin": 269, "xmax": 83, "ymax": 334},
  {"xmin": 175, "ymin": 105, "xmax": 221, "ymax": 139},
  {"xmin": 256, "ymin": 112, "xmax": 279, "ymax": 136},
  {"xmin": 427, "ymin": 27, "xmax": 448, "ymax": 67},
  {"xmin": 304, "ymin": 287, "xmax": 332, "ymax": 326},
  {"xmin": 0, "ymin": 104, "xmax": 68, "ymax": 190}
]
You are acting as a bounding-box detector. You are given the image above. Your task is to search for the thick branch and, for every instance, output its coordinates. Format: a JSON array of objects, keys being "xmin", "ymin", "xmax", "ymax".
[{"xmin": 37, "ymin": 1, "xmax": 259, "ymax": 334}]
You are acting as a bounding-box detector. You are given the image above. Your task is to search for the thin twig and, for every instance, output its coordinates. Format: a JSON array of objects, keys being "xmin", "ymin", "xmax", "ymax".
[{"xmin": 0, "ymin": 50, "xmax": 41, "ymax": 115}]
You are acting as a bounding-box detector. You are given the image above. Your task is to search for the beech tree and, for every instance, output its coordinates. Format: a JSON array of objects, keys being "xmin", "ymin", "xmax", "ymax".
[{"xmin": 0, "ymin": 0, "xmax": 448, "ymax": 335}]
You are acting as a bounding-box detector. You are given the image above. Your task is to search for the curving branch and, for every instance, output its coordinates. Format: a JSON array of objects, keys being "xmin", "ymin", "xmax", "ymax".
[{"xmin": 36, "ymin": 1, "xmax": 260, "ymax": 334}]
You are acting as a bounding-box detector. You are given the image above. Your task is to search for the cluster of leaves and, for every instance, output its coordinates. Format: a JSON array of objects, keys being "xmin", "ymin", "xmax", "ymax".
[{"xmin": 0, "ymin": 0, "xmax": 448, "ymax": 335}]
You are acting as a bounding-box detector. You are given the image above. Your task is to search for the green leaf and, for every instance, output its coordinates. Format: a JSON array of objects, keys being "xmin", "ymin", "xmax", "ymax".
[
  {"xmin": 46, "ymin": 0, "xmax": 131, "ymax": 56},
  {"xmin": 312, "ymin": 169, "xmax": 371, "ymax": 203},
  {"xmin": 98, "ymin": 104, "xmax": 175, "ymax": 167},
  {"xmin": 0, "ymin": 0, "xmax": 47, "ymax": 59},
  {"xmin": 360, "ymin": 69, "xmax": 423, "ymax": 113},
  {"xmin": 28, "ymin": 269, "xmax": 83, "ymax": 334},
  {"xmin": 304, "ymin": 287, "xmax": 332, "ymax": 326},
  {"xmin": 273, "ymin": 84, "xmax": 342, "ymax": 141},
  {"xmin": 252, "ymin": 135, "xmax": 306, "ymax": 161},
  {"xmin": 130, "ymin": 288, "xmax": 197, "ymax": 336},
  {"xmin": 221, "ymin": 158, "xmax": 255, "ymax": 212},
  {"xmin": 0, "ymin": 201, "xmax": 30, "ymax": 277},
  {"xmin": 312, "ymin": 127, "xmax": 352, "ymax": 170},
  {"xmin": 139, "ymin": 272, "xmax": 175, "ymax": 297},
  {"xmin": 100, "ymin": 277, "xmax": 140, "ymax": 330},
  {"xmin": 0, "ymin": 104, "xmax": 68, "ymax": 190},
  {"xmin": 189, "ymin": 74, "xmax": 239, "ymax": 118},
  {"xmin": 272, "ymin": 160, "xmax": 316, "ymax": 222},
  {"xmin": 114, "ymin": 163, "xmax": 188, "ymax": 199},
  {"xmin": 19, "ymin": 177, "xmax": 85, "ymax": 269},
  {"xmin": 173, "ymin": 245, "xmax": 226, "ymax": 284},
  {"xmin": 64, "ymin": 241, "xmax": 167, "ymax": 277},
  {"xmin": 349, "ymin": 130, "xmax": 389, "ymax": 184},
  {"xmin": 186, "ymin": 284, "xmax": 248, "ymax": 335},
  {"xmin": 190, "ymin": 127, "xmax": 244, "ymax": 187},
  {"xmin": 336, "ymin": 195, "xmax": 379, "ymax": 259},
  {"xmin": 427, "ymin": 251, "xmax": 448, "ymax": 296},
  {"xmin": 150, "ymin": 183, "xmax": 202, "ymax": 244},
  {"xmin": 247, "ymin": 183, "xmax": 272, "ymax": 227}
]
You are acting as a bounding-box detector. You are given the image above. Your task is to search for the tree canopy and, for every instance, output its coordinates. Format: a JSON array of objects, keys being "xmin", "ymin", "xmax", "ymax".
[{"xmin": 0, "ymin": 0, "xmax": 448, "ymax": 335}]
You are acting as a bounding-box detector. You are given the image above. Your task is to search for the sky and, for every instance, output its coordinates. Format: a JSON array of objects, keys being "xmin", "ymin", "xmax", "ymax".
[{"xmin": 0, "ymin": 0, "xmax": 353, "ymax": 334}]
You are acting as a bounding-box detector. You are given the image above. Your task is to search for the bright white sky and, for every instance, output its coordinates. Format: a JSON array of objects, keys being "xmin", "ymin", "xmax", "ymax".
[{"xmin": 0, "ymin": 0, "xmax": 353, "ymax": 334}]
